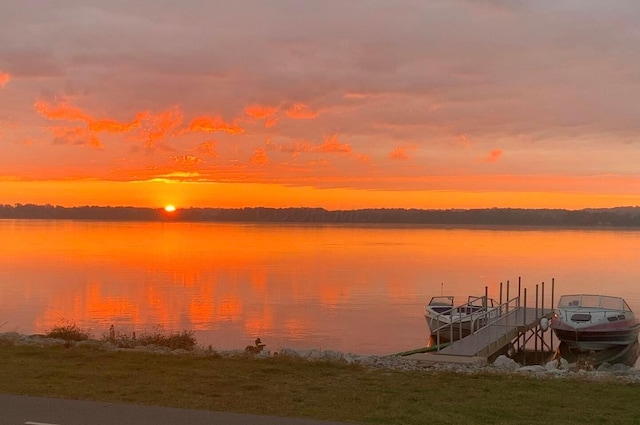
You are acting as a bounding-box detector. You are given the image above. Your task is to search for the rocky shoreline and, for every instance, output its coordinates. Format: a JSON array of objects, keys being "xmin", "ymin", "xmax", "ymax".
[{"xmin": 2, "ymin": 332, "xmax": 639, "ymax": 383}]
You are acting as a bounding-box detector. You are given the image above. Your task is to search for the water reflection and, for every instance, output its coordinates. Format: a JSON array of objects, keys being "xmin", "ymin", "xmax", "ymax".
[
  {"xmin": 555, "ymin": 341, "xmax": 640, "ymax": 368},
  {"xmin": 1, "ymin": 220, "xmax": 640, "ymax": 355}
]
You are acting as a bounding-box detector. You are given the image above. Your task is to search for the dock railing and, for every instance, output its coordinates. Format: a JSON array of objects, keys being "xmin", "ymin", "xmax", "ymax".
[
  {"xmin": 430, "ymin": 294, "xmax": 521, "ymax": 352},
  {"xmin": 430, "ymin": 294, "xmax": 506, "ymax": 350}
]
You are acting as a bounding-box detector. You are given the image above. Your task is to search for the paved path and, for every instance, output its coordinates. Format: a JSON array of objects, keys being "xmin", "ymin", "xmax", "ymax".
[{"xmin": 0, "ymin": 394, "xmax": 354, "ymax": 425}]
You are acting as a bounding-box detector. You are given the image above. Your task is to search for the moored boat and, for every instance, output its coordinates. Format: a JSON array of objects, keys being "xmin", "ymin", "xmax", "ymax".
[
  {"xmin": 550, "ymin": 294, "xmax": 640, "ymax": 351},
  {"xmin": 425, "ymin": 295, "xmax": 498, "ymax": 343}
]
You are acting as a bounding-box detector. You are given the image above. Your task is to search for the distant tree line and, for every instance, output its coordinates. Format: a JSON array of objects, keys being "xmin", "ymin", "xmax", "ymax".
[{"xmin": 2, "ymin": 204, "xmax": 640, "ymax": 227}]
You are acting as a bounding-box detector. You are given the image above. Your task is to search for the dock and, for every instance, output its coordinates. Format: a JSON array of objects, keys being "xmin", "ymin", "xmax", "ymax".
[{"xmin": 407, "ymin": 278, "xmax": 556, "ymax": 364}]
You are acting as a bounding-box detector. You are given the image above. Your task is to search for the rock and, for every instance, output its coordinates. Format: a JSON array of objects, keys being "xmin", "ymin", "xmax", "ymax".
[
  {"xmin": 597, "ymin": 362, "xmax": 614, "ymax": 372},
  {"xmin": 493, "ymin": 355, "xmax": 520, "ymax": 370},
  {"xmin": 517, "ymin": 365, "xmax": 546, "ymax": 373},
  {"xmin": 545, "ymin": 358, "xmax": 569, "ymax": 372}
]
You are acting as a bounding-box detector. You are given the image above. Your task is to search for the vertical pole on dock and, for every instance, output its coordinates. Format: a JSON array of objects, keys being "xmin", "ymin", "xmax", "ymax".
[
  {"xmin": 540, "ymin": 282, "xmax": 544, "ymax": 316},
  {"xmin": 535, "ymin": 284, "xmax": 539, "ymax": 363},
  {"xmin": 518, "ymin": 277, "xmax": 522, "ymax": 309},
  {"xmin": 522, "ymin": 288, "xmax": 527, "ymax": 365},
  {"xmin": 523, "ymin": 288, "xmax": 527, "ymax": 326},
  {"xmin": 551, "ymin": 277, "xmax": 555, "ymax": 352},
  {"xmin": 500, "ymin": 281, "xmax": 503, "ymax": 306},
  {"xmin": 506, "ymin": 280, "xmax": 510, "ymax": 313},
  {"xmin": 484, "ymin": 286, "xmax": 488, "ymax": 309}
]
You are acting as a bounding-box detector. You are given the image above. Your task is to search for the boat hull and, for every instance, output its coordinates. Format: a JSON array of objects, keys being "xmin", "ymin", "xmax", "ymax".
[
  {"xmin": 551, "ymin": 321, "xmax": 640, "ymax": 351},
  {"xmin": 556, "ymin": 340, "xmax": 640, "ymax": 367}
]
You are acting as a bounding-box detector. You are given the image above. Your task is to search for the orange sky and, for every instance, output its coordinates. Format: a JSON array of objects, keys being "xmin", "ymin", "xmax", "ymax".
[{"xmin": 1, "ymin": 1, "xmax": 640, "ymax": 209}]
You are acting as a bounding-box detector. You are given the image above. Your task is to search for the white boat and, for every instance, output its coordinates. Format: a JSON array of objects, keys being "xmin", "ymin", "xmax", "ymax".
[
  {"xmin": 550, "ymin": 294, "xmax": 640, "ymax": 351},
  {"xmin": 425, "ymin": 295, "xmax": 499, "ymax": 343}
]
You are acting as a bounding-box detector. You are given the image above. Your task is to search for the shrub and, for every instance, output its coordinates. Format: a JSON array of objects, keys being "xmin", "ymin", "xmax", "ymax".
[
  {"xmin": 45, "ymin": 321, "xmax": 91, "ymax": 342},
  {"xmin": 103, "ymin": 325, "xmax": 197, "ymax": 351}
]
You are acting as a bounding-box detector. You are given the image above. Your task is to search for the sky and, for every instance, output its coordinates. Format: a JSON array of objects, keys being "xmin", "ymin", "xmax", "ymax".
[{"xmin": 1, "ymin": 0, "xmax": 640, "ymax": 210}]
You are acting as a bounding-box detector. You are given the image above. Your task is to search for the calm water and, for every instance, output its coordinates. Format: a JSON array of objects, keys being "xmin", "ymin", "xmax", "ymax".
[{"xmin": 1, "ymin": 220, "xmax": 640, "ymax": 355}]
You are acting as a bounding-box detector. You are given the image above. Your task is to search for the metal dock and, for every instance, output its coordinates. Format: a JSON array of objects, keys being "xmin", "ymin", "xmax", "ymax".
[
  {"xmin": 412, "ymin": 278, "xmax": 556, "ymax": 364},
  {"xmin": 436, "ymin": 306, "xmax": 554, "ymax": 357}
]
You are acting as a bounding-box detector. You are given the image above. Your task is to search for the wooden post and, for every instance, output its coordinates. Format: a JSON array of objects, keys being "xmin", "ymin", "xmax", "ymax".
[
  {"xmin": 523, "ymin": 288, "xmax": 527, "ymax": 326},
  {"xmin": 551, "ymin": 277, "xmax": 555, "ymax": 351},
  {"xmin": 518, "ymin": 277, "xmax": 522, "ymax": 309},
  {"xmin": 535, "ymin": 284, "xmax": 539, "ymax": 361},
  {"xmin": 506, "ymin": 280, "xmax": 510, "ymax": 313},
  {"xmin": 484, "ymin": 286, "xmax": 488, "ymax": 311}
]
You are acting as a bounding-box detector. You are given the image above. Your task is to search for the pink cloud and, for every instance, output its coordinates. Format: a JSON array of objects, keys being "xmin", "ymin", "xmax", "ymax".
[
  {"xmin": 196, "ymin": 141, "xmax": 219, "ymax": 157},
  {"xmin": 50, "ymin": 126, "xmax": 103, "ymax": 149},
  {"xmin": 388, "ymin": 144, "xmax": 417, "ymax": 160},
  {"xmin": 188, "ymin": 116, "xmax": 244, "ymax": 134},
  {"xmin": 135, "ymin": 108, "xmax": 184, "ymax": 148},
  {"xmin": 245, "ymin": 104, "xmax": 277, "ymax": 120},
  {"xmin": 483, "ymin": 149, "xmax": 503, "ymax": 163},
  {"xmin": 0, "ymin": 71, "xmax": 10, "ymax": 88},
  {"xmin": 286, "ymin": 103, "xmax": 319, "ymax": 120},
  {"xmin": 356, "ymin": 153, "xmax": 372, "ymax": 164},
  {"xmin": 34, "ymin": 100, "xmax": 92, "ymax": 122},
  {"xmin": 266, "ymin": 139, "xmax": 314, "ymax": 157},
  {"xmin": 316, "ymin": 135, "xmax": 351, "ymax": 154},
  {"xmin": 251, "ymin": 147, "xmax": 269, "ymax": 165},
  {"xmin": 171, "ymin": 155, "xmax": 203, "ymax": 167},
  {"xmin": 88, "ymin": 118, "xmax": 140, "ymax": 134}
]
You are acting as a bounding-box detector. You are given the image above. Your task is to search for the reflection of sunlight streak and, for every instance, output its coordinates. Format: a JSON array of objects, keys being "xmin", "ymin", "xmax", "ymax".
[
  {"xmin": 85, "ymin": 282, "xmax": 140, "ymax": 322},
  {"xmin": 250, "ymin": 269, "xmax": 267, "ymax": 291},
  {"xmin": 188, "ymin": 286, "xmax": 214, "ymax": 329},
  {"xmin": 319, "ymin": 284, "xmax": 345, "ymax": 307},
  {"xmin": 244, "ymin": 308, "xmax": 274, "ymax": 336},
  {"xmin": 145, "ymin": 285, "xmax": 171, "ymax": 325},
  {"xmin": 283, "ymin": 318, "xmax": 311, "ymax": 340},
  {"xmin": 217, "ymin": 297, "xmax": 243, "ymax": 322}
]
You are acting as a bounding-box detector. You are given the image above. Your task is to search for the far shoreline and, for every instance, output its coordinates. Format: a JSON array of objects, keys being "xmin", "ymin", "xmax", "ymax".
[{"xmin": 3, "ymin": 204, "xmax": 640, "ymax": 228}]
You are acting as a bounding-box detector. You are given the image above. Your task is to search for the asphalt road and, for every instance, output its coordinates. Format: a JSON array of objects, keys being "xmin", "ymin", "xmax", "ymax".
[{"xmin": 0, "ymin": 394, "xmax": 353, "ymax": 425}]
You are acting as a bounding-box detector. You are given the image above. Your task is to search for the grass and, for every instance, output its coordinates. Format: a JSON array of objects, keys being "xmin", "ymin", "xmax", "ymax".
[{"xmin": 0, "ymin": 342, "xmax": 639, "ymax": 424}]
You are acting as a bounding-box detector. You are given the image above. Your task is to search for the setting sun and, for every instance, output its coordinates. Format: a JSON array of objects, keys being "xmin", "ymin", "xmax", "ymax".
[{"xmin": 164, "ymin": 205, "xmax": 176, "ymax": 212}]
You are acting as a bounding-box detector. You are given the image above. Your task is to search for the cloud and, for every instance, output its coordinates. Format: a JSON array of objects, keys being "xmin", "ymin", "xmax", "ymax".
[
  {"xmin": 50, "ymin": 126, "xmax": 103, "ymax": 149},
  {"xmin": 34, "ymin": 100, "xmax": 92, "ymax": 122},
  {"xmin": 244, "ymin": 104, "xmax": 279, "ymax": 128},
  {"xmin": 196, "ymin": 141, "xmax": 219, "ymax": 157},
  {"xmin": 286, "ymin": 103, "xmax": 319, "ymax": 120},
  {"xmin": 355, "ymin": 153, "xmax": 372, "ymax": 164},
  {"xmin": 135, "ymin": 108, "xmax": 184, "ymax": 148},
  {"xmin": 0, "ymin": 71, "xmax": 9, "ymax": 87},
  {"xmin": 171, "ymin": 155, "xmax": 202, "ymax": 167},
  {"xmin": 388, "ymin": 146, "xmax": 410, "ymax": 160},
  {"xmin": 265, "ymin": 139, "xmax": 313, "ymax": 157},
  {"xmin": 88, "ymin": 118, "xmax": 140, "ymax": 134},
  {"xmin": 483, "ymin": 149, "xmax": 503, "ymax": 163},
  {"xmin": 315, "ymin": 135, "xmax": 351, "ymax": 154},
  {"xmin": 34, "ymin": 99, "xmax": 183, "ymax": 149},
  {"xmin": 188, "ymin": 116, "xmax": 244, "ymax": 134},
  {"xmin": 250, "ymin": 147, "xmax": 269, "ymax": 165},
  {"xmin": 244, "ymin": 104, "xmax": 277, "ymax": 120}
]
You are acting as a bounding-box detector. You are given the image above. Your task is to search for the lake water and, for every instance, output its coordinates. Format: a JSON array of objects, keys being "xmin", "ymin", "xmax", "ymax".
[{"xmin": 1, "ymin": 220, "xmax": 640, "ymax": 356}]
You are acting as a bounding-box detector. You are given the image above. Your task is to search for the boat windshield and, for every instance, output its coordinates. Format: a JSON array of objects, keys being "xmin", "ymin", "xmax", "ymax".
[
  {"xmin": 429, "ymin": 296, "xmax": 454, "ymax": 306},
  {"xmin": 558, "ymin": 294, "xmax": 627, "ymax": 311}
]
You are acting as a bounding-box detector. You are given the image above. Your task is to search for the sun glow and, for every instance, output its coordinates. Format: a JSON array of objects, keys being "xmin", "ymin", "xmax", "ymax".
[{"xmin": 164, "ymin": 204, "xmax": 176, "ymax": 212}]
